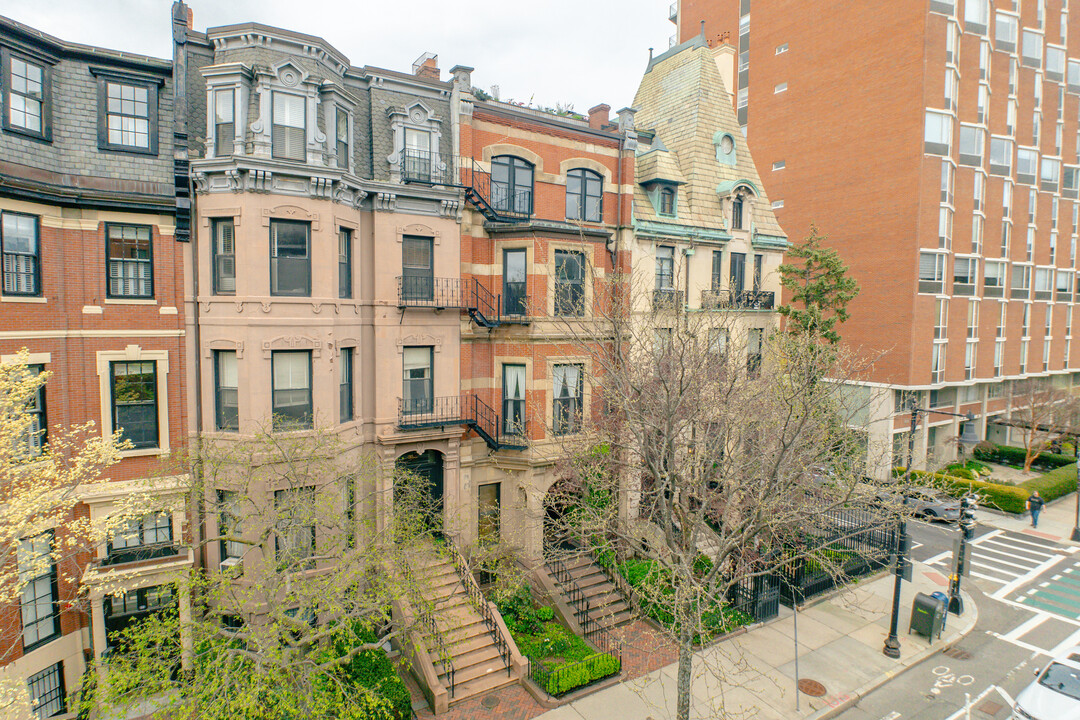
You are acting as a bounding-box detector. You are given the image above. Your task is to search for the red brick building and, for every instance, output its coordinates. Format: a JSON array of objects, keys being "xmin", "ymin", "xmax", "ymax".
[
  {"xmin": 675, "ymin": 0, "xmax": 1080, "ymax": 473},
  {"xmin": 0, "ymin": 14, "xmax": 189, "ymax": 714}
]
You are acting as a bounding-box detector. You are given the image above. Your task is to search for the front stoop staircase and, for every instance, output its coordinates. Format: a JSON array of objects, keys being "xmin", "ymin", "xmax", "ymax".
[
  {"xmin": 402, "ymin": 541, "xmax": 523, "ymax": 713},
  {"xmin": 548, "ymin": 553, "xmax": 632, "ymax": 632}
]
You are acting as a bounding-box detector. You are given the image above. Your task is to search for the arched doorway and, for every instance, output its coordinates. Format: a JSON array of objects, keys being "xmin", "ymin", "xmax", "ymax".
[
  {"xmin": 395, "ymin": 450, "xmax": 444, "ymax": 527},
  {"xmin": 542, "ymin": 475, "xmax": 581, "ymax": 557}
]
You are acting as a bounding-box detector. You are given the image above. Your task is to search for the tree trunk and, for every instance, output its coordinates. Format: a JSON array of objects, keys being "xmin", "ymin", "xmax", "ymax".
[{"xmin": 677, "ymin": 622, "xmax": 694, "ymax": 720}]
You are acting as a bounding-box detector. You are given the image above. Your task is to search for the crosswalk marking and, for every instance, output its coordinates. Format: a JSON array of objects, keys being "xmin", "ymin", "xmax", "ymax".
[{"xmin": 924, "ymin": 529, "xmax": 1065, "ymax": 595}]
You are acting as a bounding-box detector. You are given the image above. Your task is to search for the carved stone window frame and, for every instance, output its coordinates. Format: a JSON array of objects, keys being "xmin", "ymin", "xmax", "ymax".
[
  {"xmin": 387, "ymin": 100, "xmax": 444, "ymax": 182},
  {"xmin": 202, "ymin": 63, "xmax": 253, "ymax": 160},
  {"xmin": 251, "ymin": 60, "xmax": 326, "ymax": 165}
]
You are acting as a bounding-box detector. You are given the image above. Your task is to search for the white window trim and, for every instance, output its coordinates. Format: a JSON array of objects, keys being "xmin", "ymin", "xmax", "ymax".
[
  {"xmin": 387, "ymin": 100, "xmax": 444, "ymax": 182},
  {"xmin": 95, "ymin": 346, "xmax": 170, "ymax": 457}
]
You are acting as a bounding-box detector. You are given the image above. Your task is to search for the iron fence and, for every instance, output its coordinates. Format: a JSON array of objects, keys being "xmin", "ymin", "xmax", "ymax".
[{"xmin": 725, "ymin": 572, "xmax": 780, "ymax": 622}]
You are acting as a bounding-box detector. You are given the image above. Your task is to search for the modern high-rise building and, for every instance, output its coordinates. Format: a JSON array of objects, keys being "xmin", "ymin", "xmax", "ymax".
[{"xmin": 675, "ymin": 0, "xmax": 1080, "ymax": 474}]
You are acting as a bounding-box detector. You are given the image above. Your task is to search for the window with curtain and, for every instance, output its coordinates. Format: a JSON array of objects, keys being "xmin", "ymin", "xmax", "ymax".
[
  {"xmin": 272, "ymin": 351, "xmax": 312, "ymax": 430},
  {"xmin": 402, "ymin": 347, "xmax": 433, "ymax": 415},
  {"xmin": 503, "ymin": 365, "xmax": 526, "ymax": 435},
  {"xmin": 554, "ymin": 249, "xmax": 585, "ymax": 316},
  {"xmin": 215, "ymin": 89, "xmax": 234, "ymax": 156},
  {"xmin": 107, "ymin": 224, "xmax": 153, "ymax": 298},
  {"xmin": 214, "ymin": 350, "xmax": 238, "ymax": 432},
  {"xmin": 212, "ymin": 218, "xmax": 235, "ymax": 294},
  {"xmin": 272, "ymin": 92, "xmax": 305, "ymax": 161},
  {"xmin": 553, "ymin": 364, "xmax": 583, "ymax": 435},
  {"xmin": 270, "ymin": 220, "xmax": 310, "ymax": 297},
  {"xmin": 401, "ymin": 235, "xmax": 433, "ymax": 301},
  {"xmin": 2, "ymin": 212, "xmax": 40, "ymax": 296}
]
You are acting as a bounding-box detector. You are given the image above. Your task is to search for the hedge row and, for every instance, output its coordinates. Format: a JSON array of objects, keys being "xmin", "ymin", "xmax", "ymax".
[
  {"xmin": 973, "ymin": 444, "xmax": 1075, "ymax": 470},
  {"xmin": 1018, "ymin": 463, "xmax": 1078, "ymax": 503},
  {"xmin": 894, "ymin": 468, "xmax": 1029, "ymax": 514}
]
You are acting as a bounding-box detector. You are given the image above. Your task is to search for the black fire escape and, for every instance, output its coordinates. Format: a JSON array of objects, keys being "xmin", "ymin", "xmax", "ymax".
[{"xmin": 397, "ymin": 395, "xmax": 528, "ymax": 451}]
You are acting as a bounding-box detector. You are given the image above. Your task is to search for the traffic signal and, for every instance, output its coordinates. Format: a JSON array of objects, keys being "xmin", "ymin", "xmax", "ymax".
[{"xmin": 959, "ymin": 496, "xmax": 977, "ymax": 540}]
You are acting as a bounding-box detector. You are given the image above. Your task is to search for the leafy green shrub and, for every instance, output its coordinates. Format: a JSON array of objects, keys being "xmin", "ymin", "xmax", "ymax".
[
  {"xmin": 944, "ymin": 464, "xmax": 980, "ymax": 481},
  {"xmin": 515, "ymin": 621, "xmax": 592, "ymax": 664},
  {"xmin": 495, "ymin": 582, "xmax": 542, "ymax": 635},
  {"xmin": 332, "ymin": 627, "xmax": 411, "ymax": 720},
  {"xmin": 896, "ymin": 468, "xmax": 1030, "ymax": 513},
  {"xmin": 543, "ymin": 653, "xmax": 621, "ymax": 696},
  {"xmin": 536, "ymin": 606, "xmax": 555, "ymax": 622},
  {"xmin": 1020, "ymin": 464, "xmax": 1078, "ymax": 503},
  {"xmin": 972, "ymin": 443, "xmax": 1075, "ymax": 470}
]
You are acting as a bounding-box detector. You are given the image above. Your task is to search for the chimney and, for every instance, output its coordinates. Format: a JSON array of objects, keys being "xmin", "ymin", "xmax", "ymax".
[
  {"xmin": 711, "ymin": 45, "xmax": 736, "ymax": 108},
  {"xmin": 588, "ymin": 104, "xmax": 610, "ymax": 130},
  {"xmin": 412, "ymin": 52, "xmax": 440, "ymax": 82},
  {"xmin": 186, "ymin": 5, "xmax": 193, "ymax": 28}
]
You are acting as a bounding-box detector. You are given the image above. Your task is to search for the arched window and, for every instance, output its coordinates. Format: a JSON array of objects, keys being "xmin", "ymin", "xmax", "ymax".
[
  {"xmin": 491, "ymin": 156, "xmax": 534, "ymax": 215},
  {"xmin": 566, "ymin": 168, "xmax": 603, "ymax": 222},
  {"xmin": 732, "ymin": 196, "xmax": 744, "ymax": 229},
  {"xmin": 659, "ymin": 187, "xmax": 676, "ymax": 216}
]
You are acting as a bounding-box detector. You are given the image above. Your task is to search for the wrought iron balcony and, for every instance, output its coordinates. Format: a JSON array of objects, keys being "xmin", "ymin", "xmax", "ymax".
[
  {"xmin": 397, "ymin": 276, "xmax": 464, "ymax": 309},
  {"xmin": 701, "ymin": 288, "xmax": 776, "ymax": 310},
  {"xmin": 652, "ymin": 288, "xmax": 685, "ymax": 311},
  {"xmin": 397, "ymin": 394, "xmax": 528, "ymax": 451},
  {"xmin": 396, "ymin": 276, "xmax": 526, "ymax": 328},
  {"xmin": 400, "ymin": 149, "xmax": 531, "ymax": 223}
]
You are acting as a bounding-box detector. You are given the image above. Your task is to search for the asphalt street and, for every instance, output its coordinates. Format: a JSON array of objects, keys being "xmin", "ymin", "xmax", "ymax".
[{"xmin": 833, "ymin": 518, "xmax": 1080, "ymax": 720}]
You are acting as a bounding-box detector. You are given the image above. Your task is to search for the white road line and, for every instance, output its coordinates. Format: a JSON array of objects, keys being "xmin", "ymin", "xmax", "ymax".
[
  {"xmin": 994, "ymin": 553, "xmax": 1069, "ymax": 599},
  {"xmin": 971, "ymin": 552, "xmax": 1039, "ymax": 572},
  {"xmin": 971, "ymin": 560, "xmax": 1022, "ymax": 577},
  {"xmin": 978, "ymin": 540, "xmax": 1057, "ymax": 561},
  {"xmin": 943, "ymin": 685, "xmax": 999, "ymax": 720},
  {"xmin": 924, "ymin": 550, "xmax": 953, "ymax": 566},
  {"xmin": 972, "ymin": 570, "xmax": 1009, "ymax": 583},
  {"xmin": 1002, "ymin": 614, "xmax": 1051, "ymax": 642},
  {"xmin": 989, "ymin": 628, "xmax": 1050, "ymax": 654},
  {"xmin": 983, "ymin": 533, "xmax": 1062, "ymax": 552},
  {"xmin": 972, "ymin": 528, "xmax": 1005, "ymax": 544}
]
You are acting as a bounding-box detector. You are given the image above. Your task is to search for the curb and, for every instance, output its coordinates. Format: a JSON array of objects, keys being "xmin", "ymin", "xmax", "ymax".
[{"xmin": 804, "ymin": 589, "xmax": 979, "ymax": 720}]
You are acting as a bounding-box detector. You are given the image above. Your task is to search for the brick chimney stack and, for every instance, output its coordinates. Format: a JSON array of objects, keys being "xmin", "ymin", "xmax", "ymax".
[
  {"xmin": 588, "ymin": 103, "xmax": 610, "ymax": 130},
  {"xmin": 412, "ymin": 52, "xmax": 440, "ymax": 82}
]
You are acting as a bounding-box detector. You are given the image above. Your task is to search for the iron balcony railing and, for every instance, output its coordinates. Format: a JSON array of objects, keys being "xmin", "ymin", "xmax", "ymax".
[
  {"xmin": 396, "ymin": 276, "xmax": 527, "ymax": 327},
  {"xmin": 701, "ymin": 287, "xmax": 776, "ymax": 310},
  {"xmin": 652, "ymin": 288, "xmax": 685, "ymax": 311},
  {"xmin": 397, "ymin": 394, "xmax": 528, "ymax": 450},
  {"xmin": 400, "ymin": 149, "xmax": 532, "ymax": 222}
]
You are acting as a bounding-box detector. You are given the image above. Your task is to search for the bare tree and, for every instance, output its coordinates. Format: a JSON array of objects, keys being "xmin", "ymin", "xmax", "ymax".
[
  {"xmin": 1008, "ymin": 379, "xmax": 1080, "ymax": 472},
  {"xmin": 543, "ymin": 271, "xmax": 891, "ymax": 720},
  {"xmin": 86, "ymin": 424, "xmax": 444, "ymax": 720}
]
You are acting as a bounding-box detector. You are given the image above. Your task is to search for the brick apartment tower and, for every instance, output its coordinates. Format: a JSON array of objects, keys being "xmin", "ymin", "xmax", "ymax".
[
  {"xmin": 675, "ymin": 0, "xmax": 1080, "ymax": 475},
  {"xmin": 0, "ymin": 14, "xmax": 190, "ymax": 715}
]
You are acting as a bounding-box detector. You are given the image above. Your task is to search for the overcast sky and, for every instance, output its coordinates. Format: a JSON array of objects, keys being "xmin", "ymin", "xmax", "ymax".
[{"xmin": 5, "ymin": 0, "xmax": 676, "ymax": 114}]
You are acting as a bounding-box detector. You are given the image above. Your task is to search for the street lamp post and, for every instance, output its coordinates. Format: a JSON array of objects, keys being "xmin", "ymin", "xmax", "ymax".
[{"xmin": 883, "ymin": 406, "xmax": 978, "ymax": 659}]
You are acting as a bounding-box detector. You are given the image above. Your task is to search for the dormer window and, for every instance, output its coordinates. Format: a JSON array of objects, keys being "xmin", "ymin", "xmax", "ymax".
[
  {"xmin": 732, "ymin": 196, "xmax": 745, "ymax": 229},
  {"xmin": 335, "ymin": 108, "xmax": 349, "ymax": 170},
  {"xmin": 659, "ymin": 187, "xmax": 676, "ymax": 217},
  {"xmin": 215, "ymin": 89, "xmax": 235, "ymax": 157},
  {"xmin": 272, "ymin": 92, "xmax": 305, "ymax": 162},
  {"xmin": 714, "ymin": 132, "xmax": 737, "ymax": 166}
]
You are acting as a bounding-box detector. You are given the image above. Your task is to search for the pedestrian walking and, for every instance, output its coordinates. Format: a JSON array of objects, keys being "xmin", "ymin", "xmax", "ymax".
[{"xmin": 1027, "ymin": 490, "xmax": 1045, "ymax": 529}]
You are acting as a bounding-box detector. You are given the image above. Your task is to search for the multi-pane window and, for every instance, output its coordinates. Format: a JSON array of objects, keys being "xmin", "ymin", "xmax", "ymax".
[
  {"xmin": 2, "ymin": 212, "xmax": 40, "ymax": 296},
  {"xmin": 990, "ymin": 137, "xmax": 1013, "ymax": 174},
  {"xmin": 1022, "ymin": 30, "xmax": 1044, "ymax": 68},
  {"xmin": 919, "ymin": 252, "xmax": 946, "ymax": 292},
  {"xmin": 504, "ymin": 248, "xmax": 527, "ymax": 317},
  {"xmin": 730, "ymin": 251, "xmax": 747, "ymax": 294},
  {"xmin": 958, "ymin": 125, "xmax": 985, "ymax": 166},
  {"xmin": 566, "ymin": 169, "xmax": 603, "ymax": 222},
  {"xmin": 6, "ymin": 54, "xmax": 46, "ymax": 136},
  {"xmin": 659, "ymin": 187, "xmax": 676, "ymax": 216},
  {"xmin": 925, "ymin": 111, "xmax": 953, "ymax": 154},
  {"xmin": 995, "ymin": 340, "xmax": 1005, "ymax": 376},
  {"xmin": 110, "ymin": 513, "xmax": 173, "ymax": 561},
  {"xmin": 275, "ymin": 487, "xmax": 316, "ymax": 569},
  {"xmin": 732, "ymin": 196, "xmax": 745, "ymax": 229},
  {"xmin": 339, "ymin": 347, "xmax": 353, "ymax": 424},
  {"xmin": 711, "ymin": 250, "xmax": 724, "ymax": 291},
  {"xmin": 931, "ymin": 343, "xmax": 946, "ymax": 383},
  {"xmin": 491, "ymin": 155, "xmax": 534, "ymax": 215},
  {"xmin": 403, "ymin": 127, "xmax": 432, "ymax": 180},
  {"xmin": 935, "ymin": 298, "xmax": 949, "ymax": 339},
  {"xmin": 954, "ymin": 257, "xmax": 977, "ymax": 293},
  {"xmin": 104, "ymin": 81, "xmax": 152, "ymax": 151},
  {"xmin": 554, "ymin": 249, "xmax": 585, "ymax": 316},
  {"xmin": 335, "ymin": 107, "xmax": 349, "ymax": 170},
  {"xmin": 985, "ymin": 260, "xmax": 1007, "ymax": 296},
  {"xmin": 214, "ymin": 350, "xmax": 238, "ymax": 432},
  {"xmin": 747, "ymin": 327, "xmax": 763, "ymax": 377},
  {"xmin": 1004, "ymin": 181, "xmax": 1013, "ymax": 219},
  {"xmin": 26, "ymin": 662, "xmax": 64, "ymax": 719},
  {"xmin": 998, "ymin": 301, "xmax": 1008, "ymax": 338},
  {"xmin": 19, "ymin": 532, "xmax": 57, "ymax": 649},
  {"xmin": 270, "ymin": 220, "xmax": 310, "ymax": 297},
  {"xmin": 965, "ymin": 341, "xmax": 976, "ymax": 380},
  {"xmin": 401, "ymin": 235, "xmax": 433, "ymax": 301},
  {"xmin": 972, "ymin": 215, "xmax": 983, "ymax": 254},
  {"xmin": 944, "ymin": 70, "xmax": 958, "ymax": 111},
  {"xmin": 973, "ymin": 172, "xmax": 984, "ymax": 212},
  {"xmin": 272, "ymin": 92, "xmax": 306, "ymax": 162},
  {"xmin": 338, "ymin": 228, "xmax": 352, "ymax": 299},
  {"xmin": 272, "ymin": 351, "xmax": 312, "ymax": 430},
  {"xmin": 941, "ymin": 161, "xmax": 954, "ymax": 203},
  {"xmin": 967, "ymin": 300, "xmax": 979, "ymax": 339},
  {"xmin": 996, "ymin": 12, "xmax": 1018, "ymax": 51},
  {"xmin": 552, "ymin": 364, "xmax": 583, "ymax": 435},
  {"xmin": 1047, "ymin": 45, "xmax": 1066, "ymax": 81},
  {"xmin": 212, "ymin": 218, "xmax": 235, "ymax": 294},
  {"xmin": 1070, "ymin": 59, "xmax": 1080, "ymax": 90},
  {"xmin": 214, "ymin": 89, "xmax": 234, "ymax": 156},
  {"xmin": 939, "ymin": 206, "xmax": 953, "ymax": 248},
  {"xmin": 402, "ymin": 347, "xmax": 433, "ymax": 415},
  {"xmin": 19, "ymin": 364, "xmax": 46, "ymax": 457},
  {"xmin": 709, "ymin": 327, "xmax": 729, "ymax": 354},
  {"xmin": 964, "ymin": 0, "xmax": 988, "ymax": 32},
  {"xmin": 1042, "ymin": 157, "xmax": 1061, "ymax": 191},
  {"xmin": 502, "ymin": 364, "xmax": 526, "ymax": 435},
  {"xmin": 655, "ymin": 246, "xmax": 675, "ymax": 290},
  {"xmin": 1017, "ymin": 148, "xmax": 1039, "ymax": 183},
  {"xmin": 111, "ymin": 361, "xmax": 158, "ymax": 449},
  {"xmin": 217, "ymin": 490, "xmax": 244, "ymax": 561},
  {"xmin": 107, "ymin": 224, "xmax": 153, "ymax": 298}
]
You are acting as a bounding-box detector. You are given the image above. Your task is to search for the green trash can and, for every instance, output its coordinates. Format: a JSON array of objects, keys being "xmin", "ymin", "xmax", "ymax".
[{"xmin": 909, "ymin": 592, "xmax": 946, "ymax": 642}]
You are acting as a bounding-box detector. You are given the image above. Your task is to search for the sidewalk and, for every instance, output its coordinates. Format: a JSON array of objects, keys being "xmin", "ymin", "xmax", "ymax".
[
  {"xmin": 533, "ymin": 562, "xmax": 978, "ymax": 720},
  {"xmin": 977, "ymin": 490, "xmax": 1080, "ymax": 544}
]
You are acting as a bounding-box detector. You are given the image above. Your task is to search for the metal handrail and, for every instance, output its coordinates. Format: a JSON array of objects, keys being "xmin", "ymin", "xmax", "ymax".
[
  {"xmin": 547, "ymin": 554, "xmax": 623, "ymax": 652},
  {"xmin": 397, "ymin": 276, "xmax": 464, "ymax": 308},
  {"xmin": 400, "ymin": 553, "xmax": 456, "ymax": 697},
  {"xmin": 701, "ymin": 287, "xmax": 776, "ymax": 310},
  {"xmin": 440, "ymin": 533, "xmax": 512, "ymax": 677}
]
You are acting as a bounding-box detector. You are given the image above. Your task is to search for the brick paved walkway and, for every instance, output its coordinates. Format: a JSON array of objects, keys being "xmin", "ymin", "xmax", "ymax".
[{"xmin": 407, "ymin": 620, "xmax": 677, "ymax": 718}]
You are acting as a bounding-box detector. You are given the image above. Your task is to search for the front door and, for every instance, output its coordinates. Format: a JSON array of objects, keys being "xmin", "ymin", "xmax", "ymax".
[{"xmin": 395, "ymin": 450, "xmax": 444, "ymax": 527}]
